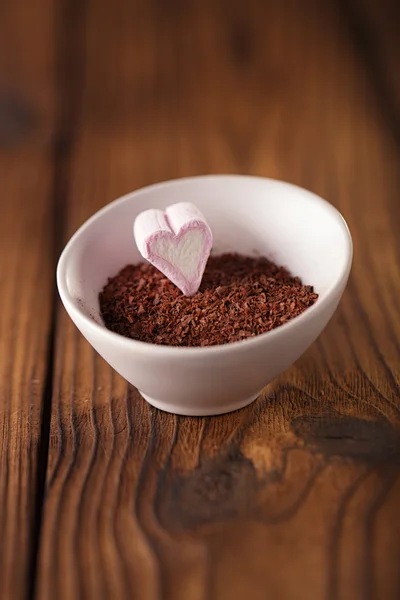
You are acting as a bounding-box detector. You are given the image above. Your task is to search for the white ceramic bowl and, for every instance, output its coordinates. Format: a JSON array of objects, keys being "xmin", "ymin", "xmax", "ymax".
[{"xmin": 57, "ymin": 175, "xmax": 352, "ymax": 416}]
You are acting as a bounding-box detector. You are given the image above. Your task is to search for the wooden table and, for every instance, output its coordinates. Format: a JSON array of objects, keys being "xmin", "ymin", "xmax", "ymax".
[{"xmin": 1, "ymin": 0, "xmax": 399, "ymax": 598}]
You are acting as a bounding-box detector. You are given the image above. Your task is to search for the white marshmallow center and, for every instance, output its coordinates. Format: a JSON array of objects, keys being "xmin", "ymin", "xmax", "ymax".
[{"xmin": 152, "ymin": 229, "xmax": 205, "ymax": 279}]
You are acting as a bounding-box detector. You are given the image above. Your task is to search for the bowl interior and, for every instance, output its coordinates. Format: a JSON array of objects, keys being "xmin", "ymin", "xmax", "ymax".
[{"xmin": 60, "ymin": 176, "xmax": 351, "ymax": 327}]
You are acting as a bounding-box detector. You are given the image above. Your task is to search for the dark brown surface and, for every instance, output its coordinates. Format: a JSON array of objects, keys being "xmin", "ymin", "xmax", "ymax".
[
  {"xmin": 1, "ymin": 0, "xmax": 400, "ymax": 598},
  {"xmin": 99, "ymin": 254, "xmax": 318, "ymax": 346},
  {"xmin": 0, "ymin": 0, "xmax": 55, "ymax": 598}
]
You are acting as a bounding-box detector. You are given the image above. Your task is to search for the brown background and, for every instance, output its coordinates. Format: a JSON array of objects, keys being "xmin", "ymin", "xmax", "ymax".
[{"xmin": 0, "ymin": 0, "xmax": 400, "ymax": 598}]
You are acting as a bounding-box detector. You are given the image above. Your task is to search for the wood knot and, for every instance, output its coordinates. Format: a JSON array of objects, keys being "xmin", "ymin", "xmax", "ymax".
[
  {"xmin": 0, "ymin": 94, "xmax": 36, "ymax": 147},
  {"xmin": 160, "ymin": 448, "xmax": 258, "ymax": 529},
  {"xmin": 229, "ymin": 22, "xmax": 254, "ymax": 66},
  {"xmin": 291, "ymin": 414, "xmax": 399, "ymax": 462}
]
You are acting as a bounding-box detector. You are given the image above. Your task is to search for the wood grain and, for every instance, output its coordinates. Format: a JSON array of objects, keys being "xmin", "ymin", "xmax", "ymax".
[
  {"xmin": 0, "ymin": 0, "xmax": 55, "ymax": 598},
  {"xmin": 350, "ymin": 0, "xmax": 400, "ymax": 133},
  {"xmin": 36, "ymin": 1, "xmax": 400, "ymax": 599}
]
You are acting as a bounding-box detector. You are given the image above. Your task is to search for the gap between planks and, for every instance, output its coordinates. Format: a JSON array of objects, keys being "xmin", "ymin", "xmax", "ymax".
[{"xmin": 28, "ymin": 0, "xmax": 87, "ymax": 598}]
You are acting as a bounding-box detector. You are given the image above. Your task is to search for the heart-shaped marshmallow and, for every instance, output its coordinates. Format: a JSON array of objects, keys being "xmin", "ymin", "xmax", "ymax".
[{"xmin": 133, "ymin": 202, "xmax": 213, "ymax": 296}]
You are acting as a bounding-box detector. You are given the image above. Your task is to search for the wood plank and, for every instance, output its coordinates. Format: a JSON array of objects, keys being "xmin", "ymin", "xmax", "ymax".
[
  {"xmin": 349, "ymin": 0, "xmax": 400, "ymax": 131},
  {"xmin": 37, "ymin": 0, "xmax": 400, "ymax": 598},
  {"xmin": 0, "ymin": 0, "xmax": 56, "ymax": 598}
]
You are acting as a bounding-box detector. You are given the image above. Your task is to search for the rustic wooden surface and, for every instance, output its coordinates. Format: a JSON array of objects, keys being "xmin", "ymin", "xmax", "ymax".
[
  {"xmin": 0, "ymin": 0, "xmax": 56, "ymax": 598},
  {"xmin": 1, "ymin": 0, "xmax": 400, "ymax": 599}
]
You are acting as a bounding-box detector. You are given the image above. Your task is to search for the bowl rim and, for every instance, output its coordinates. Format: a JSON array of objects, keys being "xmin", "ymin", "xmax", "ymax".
[{"xmin": 57, "ymin": 174, "xmax": 353, "ymax": 356}]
